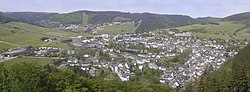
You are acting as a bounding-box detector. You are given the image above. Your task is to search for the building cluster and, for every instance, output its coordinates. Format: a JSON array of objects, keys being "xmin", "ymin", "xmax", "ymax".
[
  {"xmin": 1, "ymin": 30, "xmax": 248, "ymax": 88},
  {"xmin": 2, "ymin": 46, "xmax": 62, "ymax": 57},
  {"xmin": 68, "ymin": 31, "xmax": 247, "ymax": 87}
]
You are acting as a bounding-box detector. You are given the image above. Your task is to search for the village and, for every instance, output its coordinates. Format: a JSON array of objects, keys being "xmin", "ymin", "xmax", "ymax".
[{"xmin": 0, "ymin": 30, "xmax": 247, "ymax": 88}]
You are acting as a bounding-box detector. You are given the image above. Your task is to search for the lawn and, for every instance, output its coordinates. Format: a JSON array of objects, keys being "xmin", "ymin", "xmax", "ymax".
[
  {"xmin": 97, "ymin": 23, "xmax": 135, "ymax": 35},
  {"xmin": 1, "ymin": 57, "xmax": 55, "ymax": 68}
]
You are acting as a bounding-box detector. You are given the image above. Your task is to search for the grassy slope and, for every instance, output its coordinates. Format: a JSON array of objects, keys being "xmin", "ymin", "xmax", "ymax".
[
  {"xmin": 82, "ymin": 12, "xmax": 88, "ymax": 26},
  {"xmin": 236, "ymin": 27, "xmax": 250, "ymax": 40},
  {"xmin": 0, "ymin": 43, "xmax": 17, "ymax": 50},
  {"xmin": 97, "ymin": 23, "xmax": 135, "ymax": 35},
  {"xmin": 0, "ymin": 22, "xmax": 77, "ymax": 50},
  {"xmin": 158, "ymin": 22, "xmax": 246, "ymax": 39},
  {"xmin": 1, "ymin": 57, "xmax": 55, "ymax": 68},
  {"xmin": 49, "ymin": 12, "xmax": 82, "ymax": 24}
]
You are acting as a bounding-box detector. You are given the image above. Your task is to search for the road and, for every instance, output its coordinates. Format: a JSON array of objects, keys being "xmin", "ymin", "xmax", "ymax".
[
  {"xmin": 23, "ymin": 56, "xmax": 65, "ymax": 59},
  {"xmin": 0, "ymin": 56, "xmax": 17, "ymax": 62}
]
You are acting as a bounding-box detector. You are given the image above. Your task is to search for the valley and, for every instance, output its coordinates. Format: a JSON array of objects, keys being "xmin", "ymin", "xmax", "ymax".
[{"xmin": 0, "ymin": 10, "xmax": 250, "ymax": 91}]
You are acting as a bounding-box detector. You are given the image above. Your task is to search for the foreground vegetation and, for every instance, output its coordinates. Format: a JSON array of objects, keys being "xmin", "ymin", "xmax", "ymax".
[
  {"xmin": 185, "ymin": 45, "xmax": 250, "ymax": 92},
  {"xmin": 0, "ymin": 62, "xmax": 173, "ymax": 92},
  {"xmin": 1, "ymin": 57, "xmax": 55, "ymax": 67}
]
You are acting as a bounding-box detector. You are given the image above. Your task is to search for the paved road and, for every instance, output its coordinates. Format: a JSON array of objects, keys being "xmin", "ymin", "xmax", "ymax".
[
  {"xmin": 0, "ymin": 57, "xmax": 17, "ymax": 62},
  {"xmin": 23, "ymin": 56, "xmax": 65, "ymax": 59}
]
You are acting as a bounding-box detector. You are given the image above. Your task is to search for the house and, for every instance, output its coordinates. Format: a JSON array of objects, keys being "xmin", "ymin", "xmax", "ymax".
[
  {"xmin": 119, "ymin": 72, "xmax": 130, "ymax": 81},
  {"xmin": 81, "ymin": 66, "xmax": 91, "ymax": 70},
  {"xmin": 34, "ymin": 47, "xmax": 61, "ymax": 56},
  {"xmin": 71, "ymin": 38, "xmax": 83, "ymax": 47},
  {"xmin": 172, "ymin": 81, "xmax": 180, "ymax": 88},
  {"xmin": 67, "ymin": 58, "xmax": 79, "ymax": 66},
  {"xmin": 89, "ymin": 68, "xmax": 97, "ymax": 77},
  {"xmin": 86, "ymin": 58, "xmax": 99, "ymax": 63},
  {"xmin": 67, "ymin": 57, "xmax": 79, "ymax": 63},
  {"xmin": 3, "ymin": 46, "xmax": 32, "ymax": 57},
  {"xmin": 44, "ymin": 38, "xmax": 53, "ymax": 42},
  {"xmin": 136, "ymin": 57, "xmax": 150, "ymax": 64},
  {"xmin": 93, "ymin": 62, "xmax": 102, "ymax": 67},
  {"xmin": 148, "ymin": 62, "xmax": 158, "ymax": 69},
  {"xmin": 82, "ymin": 42, "xmax": 100, "ymax": 48}
]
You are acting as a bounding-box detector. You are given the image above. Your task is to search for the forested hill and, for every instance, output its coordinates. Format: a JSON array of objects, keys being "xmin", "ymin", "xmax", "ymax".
[
  {"xmin": 0, "ymin": 12, "xmax": 21, "ymax": 23},
  {"xmin": 0, "ymin": 62, "xmax": 173, "ymax": 92},
  {"xmin": 4, "ymin": 12, "xmax": 57, "ymax": 24},
  {"xmin": 233, "ymin": 45, "xmax": 250, "ymax": 69},
  {"xmin": 223, "ymin": 12, "xmax": 250, "ymax": 21},
  {"xmin": 196, "ymin": 17, "xmax": 221, "ymax": 23},
  {"xmin": 4, "ymin": 11, "xmax": 250, "ymax": 33},
  {"xmin": 2, "ymin": 10, "xmax": 196, "ymax": 32}
]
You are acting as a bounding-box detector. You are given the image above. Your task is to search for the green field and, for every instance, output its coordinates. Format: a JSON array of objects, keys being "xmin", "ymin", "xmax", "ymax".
[
  {"xmin": 157, "ymin": 22, "xmax": 246, "ymax": 39},
  {"xmin": 1, "ymin": 57, "xmax": 55, "ymax": 68},
  {"xmin": 0, "ymin": 22, "xmax": 78, "ymax": 50},
  {"xmin": 194, "ymin": 33, "xmax": 230, "ymax": 39},
  {"xmin": 236, "ymin": 27, "xmax": 250, "ymax": 40},
  {"xmin": 97, "ymin": 23, "xmax": 135, "ymax": 34},
  {"xmin": 0, "ymin": 43, "xmax": 18, "ymax": 50}
]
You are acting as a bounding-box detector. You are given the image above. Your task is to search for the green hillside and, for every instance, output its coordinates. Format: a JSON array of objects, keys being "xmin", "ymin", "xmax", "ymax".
[
  {"xmin": 0, "ymin": 22, "xmax": 77, "ymax": 50},
  {"xmin": 0, "ymin": 12, "xmax": 21, "ymax": 23},
  {"xmin": 4, "ymin": 11, "xmax": 197, "ymax": 32},
  {"xmin": 49, "ymin": 11, "xmax": 88, "ymax": 25},
  {"xmin": 97, "ymin": 23, "xmax": 136, "ymax": 34},
  {"xmin": 235, "ymin": 27, "xmax": 250, "ymax": 40},
  {"xmin": 196, "ymin": 17, "xmax": 221, "ymax": 23},
  {"xmin": 1, "ymin": 57, "xmax": 55, "ymax": 67},
  {"xmin": 223, "ymin": 12, "xmax": 250, "ymax": 21},
  {"xmin": 158, "ymin": 22, "xmax": 246, "ymax": 39},
  {"xmin": 233, "ymin": 45, "xmax": 250, "ymax": 69}
]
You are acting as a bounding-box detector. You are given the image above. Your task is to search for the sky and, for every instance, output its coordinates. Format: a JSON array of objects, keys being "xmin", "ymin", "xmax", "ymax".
[{"xmin": 1, "ymin": 0, "xmax": 250, "ymax": 18}]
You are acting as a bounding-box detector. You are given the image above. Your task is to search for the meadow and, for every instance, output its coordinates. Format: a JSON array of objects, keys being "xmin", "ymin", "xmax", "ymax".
[
  {"xmin": 157, "ymin": 22, "xmax": 247, "ymax": 40},
  {"xmin": 97, "ymin": 23, "xmax": 135, "ymax": 35},
  {"xmin": 1, "ymin": 57, "xmax": 56, "ymax": 68},
  {"xmin": 0, "ymin": 22, "xmax": 78, "ymax": 50}
]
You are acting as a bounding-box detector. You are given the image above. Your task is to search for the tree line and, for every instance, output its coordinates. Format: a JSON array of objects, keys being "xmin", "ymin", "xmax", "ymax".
[{"xmin": 0, "ymin": 62, "xmax": 173, "ymax": 92}]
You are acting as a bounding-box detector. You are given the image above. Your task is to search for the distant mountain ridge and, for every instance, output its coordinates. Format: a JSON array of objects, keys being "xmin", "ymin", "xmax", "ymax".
[
  {"xmin": 223, "ymin": 12, "xmax": 250, "ymax": 21},
  {"xmin": 196, "ymin": 17, "xmax": 221, "ymax": 23},
  {"xmin": 1, "ymin": 10, "xmax": 197, "ymax": 32},
  {"xmin": 0, "ymin": 12, "xmax": 22, "ymax": 23},
  {"xmin": 2, "ymin": 10, "xmax": 250, "ymax": 32}
]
